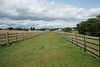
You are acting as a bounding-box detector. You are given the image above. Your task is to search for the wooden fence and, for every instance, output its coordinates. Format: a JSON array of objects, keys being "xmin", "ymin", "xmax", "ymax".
[
  {"xmin": 57, "ymin": 32, "xmax": 100, "ymax": 59},
  {"xmin": 0, "ymin": 32, "xmax": 45, "ymax": 46}
]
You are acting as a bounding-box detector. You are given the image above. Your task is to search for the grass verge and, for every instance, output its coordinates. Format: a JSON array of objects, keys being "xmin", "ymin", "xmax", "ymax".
[{"xmin": 0, "ymin": 32, "xmax": 100, "ymax": 67}]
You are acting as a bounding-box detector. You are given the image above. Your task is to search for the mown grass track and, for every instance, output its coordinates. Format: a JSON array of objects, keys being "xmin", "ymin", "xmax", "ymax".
[{"xmin": 0, "ymin": 32, "xmax": 100, "ymax": 67}]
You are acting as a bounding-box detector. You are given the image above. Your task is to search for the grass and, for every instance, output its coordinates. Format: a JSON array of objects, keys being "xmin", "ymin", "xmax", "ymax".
[
  {"xmin": 0, "ymin": 32, "xmax": 100, "ymax": 67},
  {"xmin": 59, "ymin": 32, "xmax": 99, "ymax": 58},
  {"xmin": 72, "ymin": 31, "xmax": 79, "ymax": 34}
]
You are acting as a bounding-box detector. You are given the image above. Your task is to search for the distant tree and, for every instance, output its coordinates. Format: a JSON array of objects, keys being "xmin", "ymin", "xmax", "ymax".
[
  {"xmin": 62, "ymin": 27, "xmax": 72, "ymax": 32},
  {"xmin": 76, "ymin": 15, "xmax": 100, "ymax": 36},
  {"xmin": 72, "ymin": 27, "xmax": 78, "ymax": 31},
  {"xmin": 94, "ymin": 20, "xmax": 100, "ymax": 36},
  {"xmin": 7, "ymin": 27, "xmax": 14, "ymax": 30},
  {"xmin": 96, "ymin": 15, "xmax": 100, "ymax": 20},
  {"xmin": 85, "ymin": 18, "xmax": 98, "ymax": 35},
  {"xmin": 15, "ymin": 27, "xmax": 23, "ymax": 30},
  {"xmin": 35, "ymin": 29, "xmax": 39, "ymax": 31},
  {"xmin": 49, "ymin": 28, "xmax": 56, "ymax": 31},
  {"xmin": 77, "ymin": 21, "xmax": 88, "ymax": 34},
  {"xmin": 0, "ymin": 28, "xmax": 2, "ymax": 30},
  {"xmin": 23, "ymin": 28, "xmax": 29, "ymax": 31},
  {"xmin": 32, "ymin": 27, "xmax": 35, "ymax": 30},
  {"xmin": 30, "ymin": 27, "xmax": 33, "ymax": 30},
  {"xmin": 30, "ymin": 27, "xmax": 35, "ymax": 30},
  {"xmin": 40, "ymin": 28, "xmax": 48, "ymax": 31}
]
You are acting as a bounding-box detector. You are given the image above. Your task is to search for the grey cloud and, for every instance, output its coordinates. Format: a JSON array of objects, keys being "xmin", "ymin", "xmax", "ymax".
[{"xmin": 0, "ymin": 0, "xmax": 100, "ymax": 28}]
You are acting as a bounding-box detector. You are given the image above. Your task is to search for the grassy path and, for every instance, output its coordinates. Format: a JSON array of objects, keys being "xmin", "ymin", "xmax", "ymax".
[{"xmin": 0, "ymin": 32, "xmax": 100, "ymax": 67}]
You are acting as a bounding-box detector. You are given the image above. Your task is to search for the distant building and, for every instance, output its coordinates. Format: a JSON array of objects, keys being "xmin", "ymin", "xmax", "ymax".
[
  {"xmin": 45, "ymin": 29, "xmax": 49, "ymax": 32},
  {"xmin": 72, "ymin": 29, "xmax": 74, "ymax": 31},
  {"xmin": 55, "ymin": 29, "xmax": 62, "ymax": 32},
  {"xmin": 34, "ymin": 30, "xmax": 39, "ymax": 31},
  {"xmin": 58, "ymin": 29, "xmax": 62, "ymax": 31},
  {"xmin": 29, "ymin": 29, "xmax": 31, "ymax": 31}
]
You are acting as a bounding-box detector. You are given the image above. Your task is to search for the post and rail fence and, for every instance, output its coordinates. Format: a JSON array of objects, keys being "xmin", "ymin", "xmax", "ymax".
[
  {"xmin": 57, "ymin": 32, "xmax": 100, "ymax": 59},
  {"xmin": 0, "ymin": 31, "xmax": 100, "ymax": 59},
  {"xmin": 0, "ymin": 32, "xmax": 45, "ymax": 46}
]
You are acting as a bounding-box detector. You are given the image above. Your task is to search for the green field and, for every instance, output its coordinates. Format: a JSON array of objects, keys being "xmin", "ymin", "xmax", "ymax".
[{"xmin": 0, "ymin": 32, "xmax": 100, "ymax": 67}]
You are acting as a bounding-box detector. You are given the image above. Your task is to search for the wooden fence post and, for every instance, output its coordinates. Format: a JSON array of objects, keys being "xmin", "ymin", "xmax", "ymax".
[
  {"xmin": 72, "ymin": 35, "xmax": 73, "ymax": 44},
  {"xmin": 33, "ymin": 32, "xmax": 34, "ymax": 37},
  {"xmin": 29, "ymin": 32, "xmax": 31, "ymax": 38},
  {"xmin": 6, "ymin": 32, "xmax": 9, "ymax": 46},
  {"xmin": 68, "ymin": 35, "xmax": 70, "ymax": 41},
  {"xmin": 31, "ymin": 33, "xmax": 32, "ymax": 37},
  {"xmin": 22, "ymin": 33, "xmax": 24, "ymax": 40},
  {"xmin": 33, "ymin": 32, "xmax": 34, "ymax": 36},
  {"xmin": 16, "ymin": 33, "xmax": 18, "ymax": 43},
  {"xmin": 68, "ymin": 35, "xmax": 69, "ymax": 41},
  {"xmin": 31, "ymin": 32, "xmax": 32, "ymax": 37},
  {"xmin": 27, "ymin": 33, "xmax": 28, "ymax": 38},
  {"xmin": 84, "ymin": 36, "xmax": 86, "ymax": 52},
  {"xmin": 76, "ymin": 35, "xmax": 78, "ymax": 46},
  {"xmin": 99, "ymin": 37, "xmax": 100, "ymax": 59},
  {"xmin": 66, "ymin": 34, "xmax": 67, "ymax": 40}
]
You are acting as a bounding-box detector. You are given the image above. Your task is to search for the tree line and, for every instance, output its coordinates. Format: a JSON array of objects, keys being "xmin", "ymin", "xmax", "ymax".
[
  {"xmin": 76, "ymin": 15, "xmax": 100, "ymax": 36},
  {"xmin": 0, "ymin": 27, "xmax": 74, "ymax": 32}
]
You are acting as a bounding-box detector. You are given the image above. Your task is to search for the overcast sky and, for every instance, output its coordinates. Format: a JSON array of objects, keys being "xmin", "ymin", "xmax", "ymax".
[{"xmin": 0, "ymin": 0, "xmax": 100, "ymax": 28}]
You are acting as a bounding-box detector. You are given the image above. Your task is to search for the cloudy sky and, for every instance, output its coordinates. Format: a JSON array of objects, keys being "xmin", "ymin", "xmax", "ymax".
[{"xmin": 0, "ymin": 0, "xmax": 100, "ymax": 28}]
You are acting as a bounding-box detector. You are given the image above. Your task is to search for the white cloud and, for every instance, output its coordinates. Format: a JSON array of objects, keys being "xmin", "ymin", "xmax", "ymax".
[
  {"xmin": 0, "ymin": 0, "xmax": 100, "ymax": 28},
  {"xmin": 49, "ymin": 1, "xmax": 55, "ymax": 5}
]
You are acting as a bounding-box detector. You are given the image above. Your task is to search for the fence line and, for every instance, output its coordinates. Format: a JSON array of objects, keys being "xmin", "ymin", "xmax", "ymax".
[
  {"xmin": 0, "ymin": 32, "xmax": 45, "ymax": 46},
  {"xmin": 57, "ymin": 32, "xmax": 100, "ymax": 59}
]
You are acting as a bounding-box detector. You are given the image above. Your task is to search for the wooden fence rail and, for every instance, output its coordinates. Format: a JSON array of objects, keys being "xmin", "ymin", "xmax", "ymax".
[
  {"xmin": 0, "ymin": 32, "xmax": 45, "ymax": 46},
  {"xmin": 57, "ymin": 32, "xmax": 100, "ymax": 59}
]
